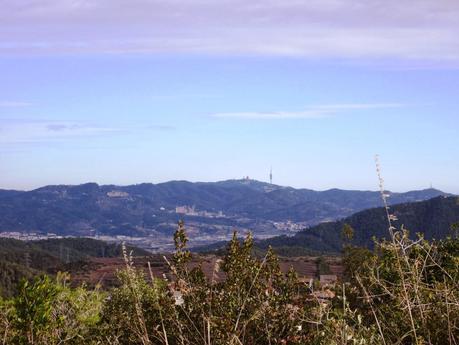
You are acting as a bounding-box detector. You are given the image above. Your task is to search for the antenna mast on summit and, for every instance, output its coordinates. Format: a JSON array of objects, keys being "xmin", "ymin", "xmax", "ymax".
[{"xmin": 269, "ymin": 167, "xmax": 273, "ymax": 185}]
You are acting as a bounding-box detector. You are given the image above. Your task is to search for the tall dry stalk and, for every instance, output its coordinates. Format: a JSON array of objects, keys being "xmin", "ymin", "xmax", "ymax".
[
  {"xmin": 367, "ymin": 155, "xmax": 459, "ymax": 344},
  {"xmin": 121, "ymin": 242, "xmax": 152, "ymax": 345}
]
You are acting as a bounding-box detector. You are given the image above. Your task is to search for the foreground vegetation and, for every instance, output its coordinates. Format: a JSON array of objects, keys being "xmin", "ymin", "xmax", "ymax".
[{"xmin": 1, "ymin": 220, "xmax": 458, "ymax": 344}]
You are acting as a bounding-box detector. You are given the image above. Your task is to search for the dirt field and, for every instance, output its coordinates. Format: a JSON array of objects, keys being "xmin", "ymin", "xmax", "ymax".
[{"xmin": 69, "ymin": 254, "xmax": 343, "ymax": 289}]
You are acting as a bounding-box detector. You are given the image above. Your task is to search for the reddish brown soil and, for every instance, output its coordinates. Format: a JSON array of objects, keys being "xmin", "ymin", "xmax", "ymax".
[{"xmin": 69, "ymin": 255, "xmax": 342, "ymax": 289}]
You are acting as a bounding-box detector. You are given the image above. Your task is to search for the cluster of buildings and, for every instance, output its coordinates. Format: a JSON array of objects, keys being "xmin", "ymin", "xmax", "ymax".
[
  {"xmin": 175, "ymin": 205, "xmax": 225, "ymax": 218},
  {"xmin": 0, "ymin": 231, "xmax": 61, "ymax": 240},
  {"xmin": 106, "ymin": 191, "xmax": 130, "ymax": 198},
  {"xmin": 272, "ymin": 220, "xmax": 307, "ymax": 232}
]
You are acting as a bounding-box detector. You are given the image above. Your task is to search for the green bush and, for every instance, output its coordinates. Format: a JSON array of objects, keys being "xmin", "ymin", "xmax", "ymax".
[{"xmin": 1, "ymin": 273, "xmax": 103, "ymax": 345}]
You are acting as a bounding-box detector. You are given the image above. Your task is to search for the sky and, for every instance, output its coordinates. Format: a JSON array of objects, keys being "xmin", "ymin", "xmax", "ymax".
[{"xmin": 1, "ymin": 0, "xmax": 459, "ymax": 193}]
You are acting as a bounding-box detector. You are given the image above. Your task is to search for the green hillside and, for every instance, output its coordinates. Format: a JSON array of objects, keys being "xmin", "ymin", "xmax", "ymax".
[
  {"xmin": 260, "ymin": 196, "xmax": 459, "ymax": 255},
  {"xmin": 0, "ymin": 238, "xmax": 148, "ymax": 297}
]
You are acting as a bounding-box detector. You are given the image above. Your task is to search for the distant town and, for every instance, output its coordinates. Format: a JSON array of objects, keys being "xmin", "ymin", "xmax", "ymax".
[{"xmin": 0, "ymin": 202, "xmax": 308, "ymax": 252}]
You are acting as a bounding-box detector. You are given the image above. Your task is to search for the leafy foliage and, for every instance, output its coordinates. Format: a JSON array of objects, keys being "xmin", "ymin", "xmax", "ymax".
[
  {"xmin": 3, "ymin": 273, "xmax": 102, "ymax": 344},
  {"xmin": 1, "ymin": 222, "xmax": 458, "ymax": 344}
]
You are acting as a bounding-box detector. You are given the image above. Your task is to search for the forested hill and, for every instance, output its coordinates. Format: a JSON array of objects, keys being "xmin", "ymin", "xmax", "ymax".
[
  {"xmin": 0, "ymin": 238, "xmax": 148, "ymax": 297},
  {"xmin": 0, "ymin": 179, "xmax": 449, "ymax": 236},
  {"xmin": 258, "ymin": 196, "xmax": 459, "ymax": 255}
]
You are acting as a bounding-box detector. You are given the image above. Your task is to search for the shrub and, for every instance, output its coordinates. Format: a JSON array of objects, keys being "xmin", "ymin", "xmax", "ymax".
[{"xmin": 2, "ymin": 273, "xmax": 102, "ymax": 345}]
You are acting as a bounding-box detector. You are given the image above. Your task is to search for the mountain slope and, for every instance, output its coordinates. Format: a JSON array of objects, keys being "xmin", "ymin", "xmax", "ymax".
[
  {"xmin": 259, "ymin": 196, "xmax": 459, "ymax": 255},
  {"xmin": 0, "ymin": 179, "xmax": 450, "ymax": 237}
]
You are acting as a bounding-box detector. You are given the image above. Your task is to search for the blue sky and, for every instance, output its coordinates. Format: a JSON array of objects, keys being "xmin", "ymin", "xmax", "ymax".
[{"xmin": 1, "ymin": 1, "xmax": 459, "ymax": 193}]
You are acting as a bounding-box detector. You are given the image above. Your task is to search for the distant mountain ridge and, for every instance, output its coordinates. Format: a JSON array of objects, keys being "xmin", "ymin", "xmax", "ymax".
[{"xmin": 0, "ymin": 179, "xmax": 451, "ymax": 237}]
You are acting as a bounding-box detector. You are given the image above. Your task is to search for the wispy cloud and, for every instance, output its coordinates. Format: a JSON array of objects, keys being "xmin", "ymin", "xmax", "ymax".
[
  {"xmin": 1, "ymin": 1, "xmax": 459, "ymax": 62},
  {"xmin": 312, "ymin": 103, "xmax": 404, "ymax": 110},
  {"xmin": 212, "ymin": 110, "xmax": 331, "ymax": 120},
  {"xmin": 0, "ymin": 118, "xmax": 178, "ymax": 146},
  {"xmin": 0, "ymin": 101, "xmax": 31, "ymax": 108},
  {"xmin": 212, "ymin": 103, "xmax": 404, "ymax": 120},
  {"xmin": 0, "ymin": 119, "xmax": 120, "ymax": 144},
  {"xmin": 145, "ymin": 124, "xmax": 176, "ymax": 131}
]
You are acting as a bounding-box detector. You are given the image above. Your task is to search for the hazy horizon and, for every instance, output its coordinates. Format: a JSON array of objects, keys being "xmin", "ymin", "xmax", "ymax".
[{"xmin": 1, "ymin": 1, "xmax": 458, "ymax": 193}]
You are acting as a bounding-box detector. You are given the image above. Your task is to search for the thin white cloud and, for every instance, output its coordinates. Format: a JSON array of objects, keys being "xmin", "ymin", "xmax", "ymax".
[
  {"xmin": 313, "ymin": 103, "xmax": 405, "ymax": 110},
  {"xmin": 212, "ymin": 110, "xmax": 332, "ymax": 120},
  {"xmin": 0, "ymin": 119, "xmax": 120, "ymax": 144},
  {"xmin": 0, "ymin": 101, "xmax": 31, "ymax": 107},
  {"xmin": 0, "ymin": 0, "xmax": 459, "ymax": 62},
  {"xmin": 212, "ymin": 103, "xmax": 404, "ymax": 120},
  {"xmin": 145, "ymin": 124, "xmax": 176, "ymax": 131},
  {"xmin": 0, "ymin": 119, "xmax": 177, "ymax": 145}
]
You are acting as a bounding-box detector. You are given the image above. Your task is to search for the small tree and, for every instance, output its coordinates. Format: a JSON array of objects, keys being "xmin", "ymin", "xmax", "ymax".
[{"xmin": 341, "ymin": 223, "xmax": 355, "ymax": 247}]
